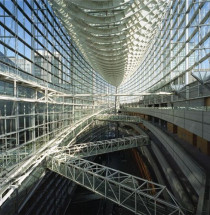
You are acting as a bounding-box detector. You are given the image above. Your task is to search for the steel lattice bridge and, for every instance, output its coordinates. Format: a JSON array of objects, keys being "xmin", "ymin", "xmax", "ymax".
[
  {"xmin": 94, "ymin": 114, "xmax": 142, "ymax": 123},
  {"xmin": 57, "ymin": 135, "xmax": 148, "ymax": 157},
  {"xmin": 47, "ymin": 135, "xmax": 185, "ymax": 215}
]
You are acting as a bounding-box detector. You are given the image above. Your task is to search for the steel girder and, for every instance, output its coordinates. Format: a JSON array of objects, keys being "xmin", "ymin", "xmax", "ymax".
[
  {"xmin": 48, "ymin": 0, "xmax": 170, "ymax": 86},
  {"xmin": 47, "ymin": 155, "xmax": 185, "ymax": 215}
]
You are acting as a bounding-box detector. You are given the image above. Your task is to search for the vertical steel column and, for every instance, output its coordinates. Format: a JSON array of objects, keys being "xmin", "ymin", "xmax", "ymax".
[
  {"xmin": 31, "ymin": 90, "xmax": 36, "ymax": 153},
  {"xmin": 15, "ymin": 102, "xmax": 19, "ymax": 163},
  {"xmin": 4, "ymin": 104, "xmax": 7, "ymax": 152},
  {"xmin": 115, "ymin": 88, "xmax": 117, "ymax": 114},
  {"xmin": 46, "ymin": 89, "xmax": 49, "ymax": 141},
  {"xmin": 72, "ymin": 97, "xmax": 75, "ymax": 123}
]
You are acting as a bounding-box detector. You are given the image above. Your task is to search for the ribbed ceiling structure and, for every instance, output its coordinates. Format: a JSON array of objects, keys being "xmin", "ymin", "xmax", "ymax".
[{"xmin": 49, "ymin": 0, "xmax": 170, "ymax": 86}]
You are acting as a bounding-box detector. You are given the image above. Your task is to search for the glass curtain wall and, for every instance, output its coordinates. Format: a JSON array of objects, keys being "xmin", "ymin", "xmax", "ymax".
[
  {"xmin": 119, "ymin": 0, "xmax": 210, "ymax": 104},
  {"xmin": 0, "ymin": 0, "xmax": 115, "ymax": 167}
]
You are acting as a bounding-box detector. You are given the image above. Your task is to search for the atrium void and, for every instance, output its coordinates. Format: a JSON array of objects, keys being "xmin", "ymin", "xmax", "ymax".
[{"xmin": 0, "ymin": 0, "xmax": 209, "ymax": 215}]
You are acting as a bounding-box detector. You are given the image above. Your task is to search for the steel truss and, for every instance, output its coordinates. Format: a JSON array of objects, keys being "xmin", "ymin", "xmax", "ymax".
[
  {"xmin": 94, "ymin": 114, "xmax": 142, "ymax": 123},
  {"xmin": 58, "ymin": 135, "xmax": 149, "ymax": 158},
  {"xmin": 47, "ymin": 155, "xmax": 185, "ymax": 215}
]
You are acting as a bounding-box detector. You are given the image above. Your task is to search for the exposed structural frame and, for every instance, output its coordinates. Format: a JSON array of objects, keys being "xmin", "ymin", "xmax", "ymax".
[
  {"xmin": 48, "ymin": 0, "xmax": 170, "ymax": 86},
  {"xmin": 118, "ymin": 0, "xmax": 210, "ymax": 104},
  {"xmin": 0, "ymin": 68, "xmax": 114, "ymax": 170},
  {"xmin": 94, "ymin": 114, "xmax": 142, "ymax": 123},
  {"xmin": 57, "ymin": 135, "xmax": 149, "ymax": 157},
  {"xmin": 47, "ymin": 155, "xmax": 185, "ymax": 215},
  {"xmin": 1, "ymin": 110, "xmax": 184, "ymax": 214},
  {"xmin": 0, "ymin": 108, "xmax": 112, "ymax": 206},
  {"xmin": 0, "ymin": 70, "xmax": 110, "ymax": 154},
  {"xmin": 0, "ymin": 70, "xmax": 109, "ymax": 105}
]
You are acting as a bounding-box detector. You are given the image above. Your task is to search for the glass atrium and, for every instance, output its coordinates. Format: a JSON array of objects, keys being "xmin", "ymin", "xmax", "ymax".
[{"xmin": 0, "ymin": 0, "xmax": 209, "ymax": 214}]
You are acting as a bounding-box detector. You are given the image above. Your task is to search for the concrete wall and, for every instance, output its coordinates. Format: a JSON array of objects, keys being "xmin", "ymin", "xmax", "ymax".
[{"xmin": 122, "ymin": 107, "xmax": 210, "ymax": 153}]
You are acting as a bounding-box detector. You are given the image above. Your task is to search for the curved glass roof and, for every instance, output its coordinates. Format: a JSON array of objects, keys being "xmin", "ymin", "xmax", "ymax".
[{"xmin": 49, "ymin": 0, "xmax": 170, "ymax": 86}]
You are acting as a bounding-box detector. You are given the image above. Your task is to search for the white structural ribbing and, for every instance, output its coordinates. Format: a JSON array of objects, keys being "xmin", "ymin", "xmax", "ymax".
[{"xmin": 48, "ymin": 0, "xmax": 170, "ymax": 86}]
